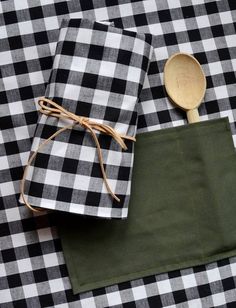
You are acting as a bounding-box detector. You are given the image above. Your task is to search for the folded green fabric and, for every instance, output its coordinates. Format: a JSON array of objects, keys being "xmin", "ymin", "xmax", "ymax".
[{"xmin": 56, "ymin": 118, "xmax": 236, "ymax": 294}]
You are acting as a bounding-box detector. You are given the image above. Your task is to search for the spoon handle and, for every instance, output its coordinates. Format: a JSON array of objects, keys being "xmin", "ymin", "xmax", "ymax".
[{"xmin": 186, "ymin": 109, "xmax": 200, "ymax": 123}]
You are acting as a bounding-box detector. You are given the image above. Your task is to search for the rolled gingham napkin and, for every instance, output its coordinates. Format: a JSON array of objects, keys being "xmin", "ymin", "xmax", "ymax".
[{"xmin": 20, "ymin": 18, "xmax": 153, "ymax": 219}]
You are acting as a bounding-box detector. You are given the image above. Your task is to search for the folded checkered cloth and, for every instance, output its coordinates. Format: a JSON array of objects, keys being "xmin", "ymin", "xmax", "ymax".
[{"xmin": 20, "ymin": 18, "xmax": 153, "ymax": 219}]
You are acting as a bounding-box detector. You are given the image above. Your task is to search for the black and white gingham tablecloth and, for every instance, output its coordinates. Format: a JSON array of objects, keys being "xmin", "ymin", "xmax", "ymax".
[{"xmin": 0, "ymin": 0, "xmax": 236, "ymax": 307}]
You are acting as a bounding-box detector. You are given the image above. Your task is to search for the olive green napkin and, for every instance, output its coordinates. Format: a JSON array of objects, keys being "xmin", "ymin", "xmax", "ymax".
[{"xmin": 56, "ymin": 118, "xmax": 236, "ymax": 294}]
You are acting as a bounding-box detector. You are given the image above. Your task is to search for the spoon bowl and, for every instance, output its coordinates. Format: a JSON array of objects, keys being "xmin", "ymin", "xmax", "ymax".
[{"xmin": 164, "ymin": 52, "xmax": 206, "ymax": 123}]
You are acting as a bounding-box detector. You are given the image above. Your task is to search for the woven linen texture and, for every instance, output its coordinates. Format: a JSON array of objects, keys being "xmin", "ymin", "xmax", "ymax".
[
  {"xmin": 22, "ymin": 18, "xmax": 153, "ymax": 218},
  {"xmin": 1, "ymin": 0, "xmax": 236, "ymax": 307}
]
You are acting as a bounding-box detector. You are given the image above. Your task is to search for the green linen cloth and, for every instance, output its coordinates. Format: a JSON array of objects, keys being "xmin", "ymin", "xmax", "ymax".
[{"xmin": 55, "ymin": 118, "xmax": 236, "ymax": 294}]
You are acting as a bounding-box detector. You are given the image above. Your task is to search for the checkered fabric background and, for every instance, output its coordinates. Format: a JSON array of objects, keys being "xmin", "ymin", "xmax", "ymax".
[
  {"xmin": 0, "ymin": 0, "xmax": 236, "ymax": 307},
  {"xmin": 23, "ymin": 18, "xmax": 153, "ymax": 218}
]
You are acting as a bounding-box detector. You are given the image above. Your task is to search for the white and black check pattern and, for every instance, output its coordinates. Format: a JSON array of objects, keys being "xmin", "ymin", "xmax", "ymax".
[
  {"xmin": 21, "ymin": 18, "xmax": 153, "ymax": 219},
  {"xmin": 1, "ymin": 0, "xmax": 236, "ymax": 307}
]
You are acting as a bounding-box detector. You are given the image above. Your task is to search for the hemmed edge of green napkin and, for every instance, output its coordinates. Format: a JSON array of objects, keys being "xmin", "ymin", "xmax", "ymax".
[{"xmin": 66, "ymin": 247, "xmax": 236, "ymax": 294}]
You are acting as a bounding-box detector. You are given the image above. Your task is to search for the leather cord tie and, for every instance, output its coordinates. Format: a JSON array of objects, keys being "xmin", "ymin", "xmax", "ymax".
[{"xmin": 20, "ymin": 97, "xmax": 136, "ymax": 212}]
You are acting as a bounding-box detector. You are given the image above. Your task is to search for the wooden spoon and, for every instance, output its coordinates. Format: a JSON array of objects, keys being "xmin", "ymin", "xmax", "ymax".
[{"xmin": 164, "ymin": 52, "xmax": 206, "ymax": 123}]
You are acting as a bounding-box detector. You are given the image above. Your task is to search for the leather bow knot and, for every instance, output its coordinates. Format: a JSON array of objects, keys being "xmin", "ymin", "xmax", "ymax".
[{"xmin": 20, "ymin": 97, "xmax": 136, "ymax": 212}]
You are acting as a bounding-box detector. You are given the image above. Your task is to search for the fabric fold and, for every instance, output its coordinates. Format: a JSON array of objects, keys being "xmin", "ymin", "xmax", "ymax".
[{"xmin": 20, "ymin": 18, "xmax": 153, "ymax": 218}]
